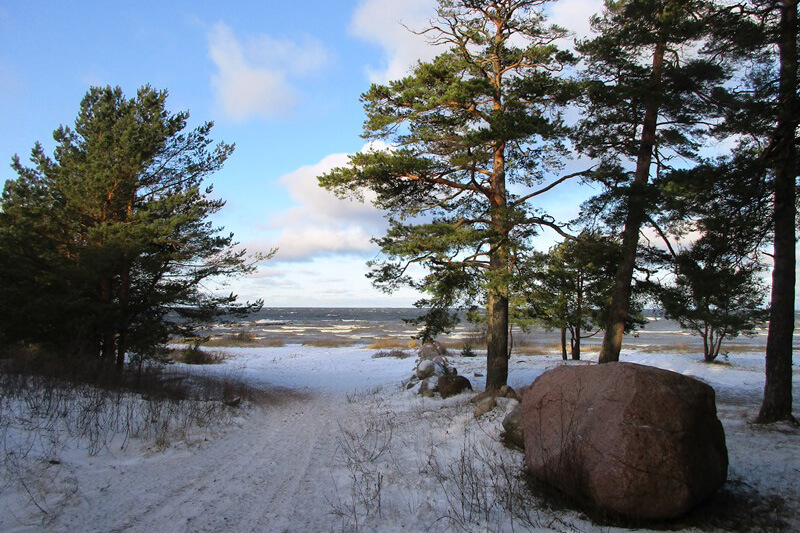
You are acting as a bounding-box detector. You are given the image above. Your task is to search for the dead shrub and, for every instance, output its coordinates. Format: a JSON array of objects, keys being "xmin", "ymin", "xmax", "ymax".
[
  {"xmin": 371, "ymin": 349, "xmax": 413, "ymax": 359},
  {"xmin": 174, "ymin": 344, "xmax": 227, "ymax": 365}
]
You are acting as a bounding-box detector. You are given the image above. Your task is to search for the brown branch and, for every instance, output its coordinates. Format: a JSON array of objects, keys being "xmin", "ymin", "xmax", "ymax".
[
  {"xmin": 511, "ymin": 169, "xmax": 593, "ymax": 207},
  {"xmin": 645, "ymin": 214, "xmax": 678, "ymax": 258}
]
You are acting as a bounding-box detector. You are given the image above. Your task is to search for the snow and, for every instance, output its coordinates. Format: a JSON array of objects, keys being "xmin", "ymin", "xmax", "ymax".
[{"xmin": 1, "ymin": 346, "xmax": 798, "ymax": 532}]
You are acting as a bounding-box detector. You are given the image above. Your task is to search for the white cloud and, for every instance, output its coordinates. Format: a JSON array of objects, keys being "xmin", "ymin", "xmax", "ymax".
[
  {"xmin": 249, "ymin": 144, "xmax": 390, "ymax": 263},
  {"xmin": 349, "ymin": 0, "xmax": 440, "ymax": 83},
  {"xmin": 278, "ymin": 151, "xmax": 382, "ymax": 226},
  {"xmin": 207, "ymin": 22, "xmax": 330, "ymax": 121},
  {"xmin": 235, "ymin": 256, "xmax": 421, "ymax": 306},
  {"xmin": 272, "ymin": 226, "xmax": 376, "ymax": 261},
  {"xmin": 547, "ymin": 0, "xmax": 604, "ymax": 42}
]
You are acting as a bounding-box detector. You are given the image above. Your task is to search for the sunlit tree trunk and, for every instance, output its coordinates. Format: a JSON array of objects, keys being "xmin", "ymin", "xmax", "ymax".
[{"xmin": 486, "ymin": 144, "xmax": 510, "ymax": 391}]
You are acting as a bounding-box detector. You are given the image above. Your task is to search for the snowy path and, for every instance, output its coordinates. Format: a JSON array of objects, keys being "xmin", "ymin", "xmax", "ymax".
[
  {"xmin": 51, "ymin": 390, "xmax": 344, "ymax": 533},
  {"xmin": 4, "ymin": 346, "xmax": 798, "ymax": 533}
]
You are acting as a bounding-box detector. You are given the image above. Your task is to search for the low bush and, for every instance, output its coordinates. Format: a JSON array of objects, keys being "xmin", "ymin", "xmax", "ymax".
[
  {"xmin": 175, "ymin": 344, "xmax": 227, "ymax": 365},
  {"xmin": 371, "ymin": 349, "xmax": 413, "ymax": 359},
  {"xmin": 461, "ymin": 344, "xmax": 477, "ymax": 357}
]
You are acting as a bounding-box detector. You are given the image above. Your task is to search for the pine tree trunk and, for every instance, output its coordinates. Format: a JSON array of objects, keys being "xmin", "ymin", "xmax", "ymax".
[
  {"xmin": 560, "ymin": 327, "xmax": 568, "ymax": 361},
  {"xmin": 486, "ymin": 278, "xmax": 509, "ymax": 390},
  {"xmin": 116, "ymin": 264, "xmax": 130, "ymax": 368},
  {"xmin": 508, "ymin": 321, "xmax": 514, "ymax": 357},
  {"xmin": 599, "ymin": 40, "xmax": 666, "ymax": 364},
  {"xmin": 485, "ymin": 142, "xmax": 510, "ymax": 391},
  {"xmin": 573, "ymin": 272, "xmax": 582, "ymax": 360},
  {"xmin": 99, "ymin": 277, "xmax": 116, "ymax": 363},
  {"xmin": 758, "ymin": 0, "xmax": 797, "ymax": 424}
]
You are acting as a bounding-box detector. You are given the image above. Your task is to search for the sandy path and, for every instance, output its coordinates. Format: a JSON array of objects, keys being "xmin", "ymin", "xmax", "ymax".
[{"xmin": 50, "ymin": 390, "xmax": 345, "ymax": 533}]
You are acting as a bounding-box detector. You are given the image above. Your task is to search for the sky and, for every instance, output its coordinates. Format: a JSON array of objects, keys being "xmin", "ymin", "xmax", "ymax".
[{"xmin": 4, "ymin": 0, "xmax": 759, "ymax": 310}]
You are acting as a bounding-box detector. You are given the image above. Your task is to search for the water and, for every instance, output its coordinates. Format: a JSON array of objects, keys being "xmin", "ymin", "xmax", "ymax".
[{"xmin": 204, "ymin": 307, "xmax": 778, "ymax": 353}]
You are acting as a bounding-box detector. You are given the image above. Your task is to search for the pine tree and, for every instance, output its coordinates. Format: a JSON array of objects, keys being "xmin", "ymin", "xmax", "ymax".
[
  {"xmin": 576, "ymin": 0, "xmax": 732, "ymax": 363},
  {"xmin": 319, "ymin": 0, "xmax": 583, "ymax": 390},
  {"xmin": 523, "ymin": 232, "xmax": 644, "ymax": 360},
  {"xmin": 652, "ymin": 150, "xmax": 772, "ymax": 363},
  {"xmin": 0, "ymin": 86, "xmax": 262, "ymax": 366}
]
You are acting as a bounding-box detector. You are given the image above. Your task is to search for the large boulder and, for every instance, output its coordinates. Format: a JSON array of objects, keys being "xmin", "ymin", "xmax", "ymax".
[
  {"xmin": 522, "ymin": 362, "xmax": 728, "ymax": 521},
  {"xmin": 438, "ymin": 374, "xmax": 473, "ymax": 399}
]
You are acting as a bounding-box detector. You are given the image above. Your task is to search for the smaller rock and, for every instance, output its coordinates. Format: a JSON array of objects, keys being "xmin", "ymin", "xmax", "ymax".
[
  {"xmin": 474, "ymin": 372, "xmax": 484, "ymax": 377},
  {"xmin": 499, "ymin": 385, "xmax": 519, "ymax": 401},
  {"xmin": 470, "ymin": 390, "xmax": 494, "ymax": 404},
  {"xmin": 501, "ymin": 403, "xmax": 524, "ymax": 450},
  {"xmin": 473, "ymin": 396, "xmax": 497, "ymax": 418},
  {"xmin": 416, "ymin": 359, "xmax": 435, "ymax": 379},
  {"xmin": 419, "ymin": 376, "xmax": 439, "ymax": 397},
  {"xmin": 438, "ymin": 375, "xmax": 473, "ymax": 399},
  {"xmin": 224, "ymin": 396, "xmax": 242, "ymax": 408},
  {"xmin": 419, "ymin": 341, "xmax": 447, "ymax": 359}
]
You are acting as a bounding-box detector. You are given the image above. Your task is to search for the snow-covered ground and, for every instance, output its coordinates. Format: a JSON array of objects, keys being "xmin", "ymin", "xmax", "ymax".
[{"xmin": 1, "ymin": 346, "xmax": 798, "ymax": 532}]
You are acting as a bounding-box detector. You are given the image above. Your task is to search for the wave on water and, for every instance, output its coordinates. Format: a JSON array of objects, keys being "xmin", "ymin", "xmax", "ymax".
[{"xmin": 201, "ymin": 307, "xmax": 770, "ymax": 351}]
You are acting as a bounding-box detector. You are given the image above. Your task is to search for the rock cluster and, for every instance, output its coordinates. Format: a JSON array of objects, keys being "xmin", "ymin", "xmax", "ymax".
[
  {"xmin": 521, "ymin": 362, "xmax": 728, "ymax": 521},
  {"xmin": 404, "ymin": 342, "xmax": 472, "ymax": 398},
  {"xmin": 470, "ymin": 385, "xmax": 519, "ymax": 418}
]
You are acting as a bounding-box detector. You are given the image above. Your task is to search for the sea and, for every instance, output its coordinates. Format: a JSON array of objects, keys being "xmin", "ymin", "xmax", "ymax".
[{"xmin": 205, "ymin": 307, "xmax": 781, "ymax": 354}]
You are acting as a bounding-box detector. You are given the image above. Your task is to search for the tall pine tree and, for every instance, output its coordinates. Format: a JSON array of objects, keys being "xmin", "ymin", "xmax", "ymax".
[
  {"xmin": 319, "ymin": 0, "xmax": 583, "ymax": 390},
  {"xmin": 576, "ymin": 0, "xmax": 732, "ymax": 363},
  {"xmin": 0, "ymin": 86, "xmax": 261, "ymax": 366}
]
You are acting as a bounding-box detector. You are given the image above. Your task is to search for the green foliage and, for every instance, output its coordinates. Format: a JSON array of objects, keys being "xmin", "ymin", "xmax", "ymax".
[
  {"xmin": 657, "ymin": 248, "xmax": 768, "ymax": 362},
  {"xmin": 520, "ymin": 232, "xmax": 645, "ymax": 358},
  {"xmin": 576, "ymin": 0, "xmax": 729, "ymax": 165},
  {"xmin": 652, "ymin": 149, "xmax": 771, "ymax": 362},
  {"xmin": 0, "ymin": 85, "xmax": 263, "ymax": 365}
]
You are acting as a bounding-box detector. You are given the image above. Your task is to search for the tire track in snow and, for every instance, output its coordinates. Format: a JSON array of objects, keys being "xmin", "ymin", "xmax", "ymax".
[{"xmin": 51, "ymin": 390, "xmax": 344, "ymax": 533}]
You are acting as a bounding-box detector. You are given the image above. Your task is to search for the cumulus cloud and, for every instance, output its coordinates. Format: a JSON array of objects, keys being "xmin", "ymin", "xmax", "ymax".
[
  {"xmin": 277, "ymin": 151, "xmax": 382, "ymax": 226},
  {"xmin": 250, "ymin": 144, "xmax": 390, "ymax": 262},
  {"xmin": 271, "ymin": 226, "xmax": 376, "ymax": 261},
  {"xmin": 207, "ymin": 22, "xmax": 330, "ymax": 121},
  {"xmin": 349, "ymin": 0, "xmax": 440, "ymax": 83}
]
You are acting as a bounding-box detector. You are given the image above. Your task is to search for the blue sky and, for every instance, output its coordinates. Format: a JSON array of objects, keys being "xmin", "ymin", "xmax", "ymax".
[{"xmin": 1, "ymin": 0, "xmax": 693, "ymax": 308}]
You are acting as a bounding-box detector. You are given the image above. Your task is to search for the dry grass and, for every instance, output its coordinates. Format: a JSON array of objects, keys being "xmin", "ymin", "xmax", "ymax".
[
  {"xmin": 632, "ymin": 342, "xmax": 696, "ymax": 354},
  {"xmin": 366, "ymin": 337, "xmax": 414, "ymax": 349},
  {"xmin": 202, "ymin": 336, "xmax": 286, "ymax": 348},
  {"xmin": 512, "ymin": 341, "xmax": 567, "ymax": 356},
  {"xmin": 302, "ymin": 338, "xmax": 356, "ymax": 348},
  {"xmin": 253, "ymin": 337, "xmax": 288, "ymax": 347}
]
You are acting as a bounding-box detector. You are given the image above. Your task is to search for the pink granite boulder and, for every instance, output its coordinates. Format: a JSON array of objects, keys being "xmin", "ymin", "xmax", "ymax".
[{"xmin": 522, "ymin": 362, "xmax": 727, "ymax": 521}]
